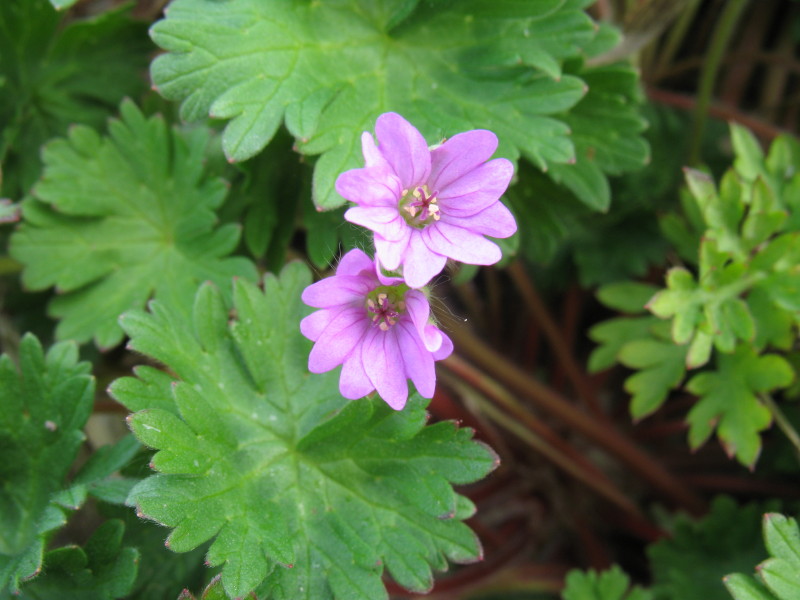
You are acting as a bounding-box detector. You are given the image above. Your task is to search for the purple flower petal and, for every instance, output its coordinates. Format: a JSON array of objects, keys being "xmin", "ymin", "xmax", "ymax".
[
  {"xmin": 301, "ymin": 275, "xmax": 371, "ymax": 308},
  {"xmin": 405, "ymin": 289, "xmax": 443, "ymax": 352},
  {"xmin": 437, "ymin": 158, "xmax": 514, "ymax": 217},
  {"xmin": 432, "ymin": 329, "xmax": 454, "ymax": 360},
  {"xmin": 363, "ymin": 327, "xmax": 408, "ymax": 410},
  {"xmin": 429, "ymin": 130, "xmax": 498, "ymax": 191},
  {"xmin": 361, "ymin": 131, "xmax": 390, "ymax": 170},
  {"xmin": 336, "ymin": 166, "xmax": 401, "ymax": 208},
  {"xmin": 300, "ymin": 307, "xmax": 339, "ymax": 341},
  {"xmin": 442, "ymin": 200, "xmax": 517, "ymax": 238},
  {"xmin": 345, "ymin": 207, "xmax": 408, "ymax": 242},
  {"xmin": 374, "ymin": 230, "xmax": 411, "ymax": 271},
  {"xmin": 375, "ymin": 113, "xmax": 431, "ymax": 190},
  {"xmin": 308, "ymin": 307, "xmax": 368, "ymax": 373},
  {"xmin": 339, "ymin": 349, "xmax": 374, "ymax": 400},
  {"xmin": 422, "ymin": 222, "xmax": 502, "ymax": 265},
  {"xmin": 402, "ymin": 231, "xmax": 448, "ymax": 288},
  {"xmin": 336, "ymin": 248, "xmax": 374, "ymax": 277},
  {"xmin": 396, "ymin": 321, "xmax": 436, "ymax": 398}
]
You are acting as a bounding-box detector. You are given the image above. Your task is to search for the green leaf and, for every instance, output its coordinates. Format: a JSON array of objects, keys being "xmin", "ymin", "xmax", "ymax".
[
  {"xmin": 587, "ymin": 315, "xmax": 660, "ymax": 373},
  {"xmin": 562, "ymin": 565, "xmax": 651, "ymax": 600},
  {"xmin": 10, "ymin": 100, "xmax": 258, "ymax": 348},
  {"xmin": 0, "ymin": 0, "xmax": 149, "ymax": 198},
  {"xmin": 731, "ymin": 123, "xmax": 766, "ymax": 182},
  {"xmin": 650, "ymin": 496, "xmax": 774, "ymax": 600},
  {"xmin": 684, "ymin": 168, "xmax": 745, "ymax": 257},
  {"xmin": 724, "ymin": 513, "xmax": 800, "ymax": 600},
  {"xmin": 617, "ymin": 323, "xmax": 688, "ymax": 419},
  {"xmin": 69, "ymin": 434, "xmax": 142, "ymax": 505},
  {"xmin": 596, "ymin": 282, "xmax": 659, "ymax": 314},
  {"xmin": 111, "ymin": 262, "xmax": 497, "ymax": 599},
  {"xmin": 647, "ymin": 267, "xmax": 702, "ymax": 345},
  {"xmin": 724, "ymin": 573, "xmax": 777, "ymax": 600},
  {"xmin": 148, "ymin": 0, "xmax": 648, "ymax": 209},
  {"xmin": 548, "ymin": 60, "xmax": 649, "ymax": 211},
  {"xmin": 49, "ymin": 0, "xmax": 79, "ymax": 8},
  {"xmin": 16, "ymin": 520, "xmax": 139, "ymax": 600},
  {"xmin": 175, "ymin": 574, "xmax": 228, "ymax": 600},
  {"xmin": 686, "ymin": 346, "xmax": 795, "ymax": 467},
  {"xmin": 0, "ymin": 334, "xmax": 93, "ymax": 592},
  {"xmin": 759, "ymin": 514, "xmax": 800, "ymax": 599},
  {"xmin": 506, "ymin": 165, "xmax": 586, "ymax": 264}
]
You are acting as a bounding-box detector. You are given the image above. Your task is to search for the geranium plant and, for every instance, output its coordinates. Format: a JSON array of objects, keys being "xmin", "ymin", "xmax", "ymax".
[{"xmin": 2, "ymin": 1, "xmax": 800, "ymax": 600}]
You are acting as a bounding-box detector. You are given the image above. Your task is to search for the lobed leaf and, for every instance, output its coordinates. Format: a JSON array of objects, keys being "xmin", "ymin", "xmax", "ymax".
[
  {"xmin": 724, "ymin": 513, "xmax": 800, "ymax": 600},
  {"xmin": 15, "ymin": 520, "xmax": 139, "ymax": 600},
  {"xmin": 596, "ymin": 282, "xmax": 659, "ymax": 314},
  {"xmin": 686, "ymin": 346, "xmax": 794, "ymax": 467},
  {"xmin": 617, "ymin": 323, "xmax": 688, "ymax": 419},
  {"xmin": 149, "ymin": 0, "xmax": 648, "ymax": 210},
  {"xmin": 10, "ymin": 100, "xmax": 258, "ymax": 348},
  {"xmin": 111, "ymin": 262, "xmax": 497, "ymax": 599},
  {"xmin": 548, "ymin": 56, "xmax": 649, "ymax": 211},
  {"xmin": 0, "ymin": 0, "xmax": 149, "ymax": 198},
  {"xmin": 561, "ymin": 565, "xmax": 651, "ymax": 600},
  {"xmin": 650, "ymin": 496, "xmax": 774, "ymax": 600},
  {"xmin": 0, "ymin": 334, "xmax": 94, "ymax": 593}
]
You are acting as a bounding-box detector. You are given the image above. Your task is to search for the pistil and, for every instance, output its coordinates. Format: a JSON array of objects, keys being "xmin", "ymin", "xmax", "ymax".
[
  {"xmin": 399, "ymin": 185, "xmax": 441, "ymax": 228},
  {"xmin": 365, "ymin": 286, "xmax": 408, "ymax": 331}
]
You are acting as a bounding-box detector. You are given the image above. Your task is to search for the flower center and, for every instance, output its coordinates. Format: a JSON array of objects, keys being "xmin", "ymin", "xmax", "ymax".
[
  {"xmin": 399, "ymin": 185, "xmax": 441, "ymax": 229},
  {"xmin": 365, "ymin": 285, "xmax": 408, "ymax": 331}
]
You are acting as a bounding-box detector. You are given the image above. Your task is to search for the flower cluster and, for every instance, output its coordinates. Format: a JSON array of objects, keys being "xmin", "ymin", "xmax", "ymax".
[{"xmin": 302, "ymin": 113, "xmax": 516, "ymax": 409}]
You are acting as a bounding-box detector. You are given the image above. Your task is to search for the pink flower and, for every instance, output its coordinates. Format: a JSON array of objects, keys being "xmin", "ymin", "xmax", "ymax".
[
  {"xmin": 336, "ymin": 113, "xmax": 516, "ymax": 288},
  {"xmin": 300, "ymin": 249, "xmax": 453, "ymax": 410}
]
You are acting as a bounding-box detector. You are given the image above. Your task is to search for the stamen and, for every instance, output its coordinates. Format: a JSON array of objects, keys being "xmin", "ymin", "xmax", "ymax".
[
  {"xmin": 365, "ymin": 286, "xmax": 407, "ymax": 331},
  {"xmin": 398, "ymin": 184, "xmax": 441, "ymax": 228}
]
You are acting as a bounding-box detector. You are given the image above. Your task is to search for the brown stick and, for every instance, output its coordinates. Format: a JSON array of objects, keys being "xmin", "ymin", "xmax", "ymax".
[
  {"xmin": 507, "ymin": 261, "xmax": 605, "ymax": 417},
  {"xmin": 442, "ymin": 327, "xmax": 707, "ymax": 515},
  {"xmin": 440, "ymin": 365, "xmax": 641, "ymax": 516}
]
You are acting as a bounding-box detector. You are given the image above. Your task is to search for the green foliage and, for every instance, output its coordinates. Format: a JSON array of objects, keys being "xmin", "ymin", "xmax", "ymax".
[
  {"xmin": 149, "ymin": 0, "xmax": 648, "ymax": 210},
  {"xmin": 589, "ymin": 124, "xmax": 800, "ymax": 466},
  {"xmin": 10, "ymin": 100, "xmax": 258, "ymax": 349},
  {"xmin": 725, "ymin": 513, "xmax": 800, "ymax": 600},
  {"xmin": 548, "ymin": 48, "xmax": 649, "ymax": 211},
  {"xmin": 110, "ymin": 262, "xmax": 497, "ymax": 599},
  {"xmin": 0, "ymin": 0, "xmax": 149, "ymax": 198},
  {"xmin": 589, "ymin": 285, "xmax": 687, "ymax": 419},
  {"xmin": 0, "ymin": 334, "xmax": 93, "ymax": 593},
  {"xmin": 561, "ymin": 565, "xmax": 651, "ymax": 600},
  {"xmin": 15, "ymin": 520, "xmax": 138, "ymax": 600},
  {"xmin": 649, "ymin": 497, "xmax": 773, "ymax": 600},
  {"xmin": 176, "ymin": 575, "xmax": 227, "ymax": 600},
  {"xmin": 510, "ymin": 104, "xmax": 685, "ymax": 286},
  {"xmin": 686, "ymin": 346, "xmax": 794, "ymax": 466},
  {"xmin": 100, "ymin": 504, "xmax": 209, "ymax": 600}
]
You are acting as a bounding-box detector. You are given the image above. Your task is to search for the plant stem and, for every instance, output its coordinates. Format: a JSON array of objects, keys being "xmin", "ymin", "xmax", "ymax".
[
  {"xmin": 440, "ymin": 362, "xmax": 640, "ymax": 516},
  {"xmin": 653, "ymin": 0, "xmax": 702, "ymax": 81},
  {"xmin": 761, "ymin": 393, "xmax": 800, "ymax": 464},
  {"xmin": 688, "ymin": 0, "xmax": 750, "ymax": 164},
  {"xmin": 441, "ymin": 320, "xmax": 707, "ymax": 514},
  {"xmin": 648, "ymin": 87, "xmax": 786, "ymax": 140},
  {"xmin": 507, "ymin": 261, "xmax": 605, "ymax": 417}
]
